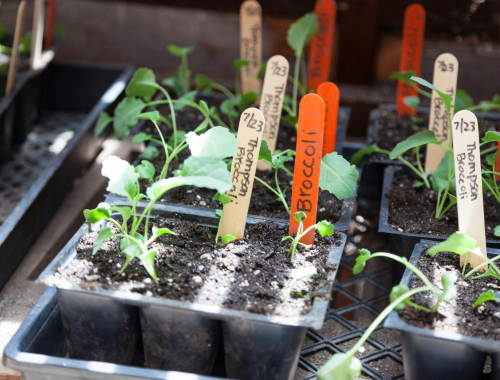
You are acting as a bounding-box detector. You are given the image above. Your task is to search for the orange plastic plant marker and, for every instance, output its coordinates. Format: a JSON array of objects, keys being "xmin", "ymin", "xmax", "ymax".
[
  {"xmin": 317, "ymin": 82, "xmax": 339, "ymax": 157},
  {"xmin": 44, "ymin": 0, "xmax": 55, "ymax": 50},
  {"xmin": 307, "ymin": 0, "xmax": 336, "ymax": 92},
  {"xmin": 396, "ymin": 4, "xmax": 425, "ymax": 117},
  {"xmin": 496, "ymin": 130, "xmax": 500, "ymax": 180},
  {"xmin": 288, "ymin": 94, "xmax": 325, "ymax": 245}
]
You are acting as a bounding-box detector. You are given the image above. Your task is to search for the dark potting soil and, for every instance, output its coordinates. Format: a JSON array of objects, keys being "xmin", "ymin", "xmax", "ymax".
[
  {"xmin": 399, "ymin": 248, "xmax": 500, "ymax": 342},
  {"xmin": 49, "ymin": 217, "xmax": 343, "ymax": 319},
  {"xmin": 368, "ymin": 106, "xmax": 499, "ymax": 164},
  {"xmin": 387, "ymin": 169, "xmax": 500, "ymax": 241},
  {"xmin": 141, "ymin": 148, "xmax": 344, "ymax": 223}
]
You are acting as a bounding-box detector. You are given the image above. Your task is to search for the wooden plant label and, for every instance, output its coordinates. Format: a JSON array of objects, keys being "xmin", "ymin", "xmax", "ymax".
[
  {"xmin": 220, "ymin": 108, "xmax": 265, "ymax": 239},
  {"xmin": 424, "ymin": 53, "xmax": 459, "ymax": 173},
  {"xmin": 30, "ymin": 0, "xmax": 45, "ymax": 71},
  {"xmin": 317, "ymin": 82, "xmax": 339, "ymax": 157},
  {"xmin": 257, "ymin": 55, "xmax": 289, "ymax": 171},
  {"xmin": 307, "ymin": 0, "xmax": 336, "ymax": 92},
  {"xmin": 44, "ymin": 0, "xmax": 56, "ymax": 50},
  {"xmin": 6, "ymin": 1, "xmax": 26, "ymax": 96},
  {"xmin": 240, "ymin": 0, "xmax": 262, "ymax": 95},
  {"xmin": 396, "ymin": 4, "xmax": 425, "ymax": 117},
  {"xmin": 452, "ymin": 110, "xmax": 487, "ymax": 269},
  {"xmin": 288, "ymin": 94, "xmax": 325, "ymax": 245}
]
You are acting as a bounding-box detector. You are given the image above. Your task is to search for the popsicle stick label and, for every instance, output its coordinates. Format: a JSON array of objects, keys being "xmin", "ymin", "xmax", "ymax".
[
  {"xmin": 257, "ymin": 55, "xmax": 289, "ymax": 171},
  {"xmin": 220, "ymin": 108, "xmax": 265, "ymax": 239},
  {"xmin": 6, "ymin": 1, "xmax": 26, "ymax": 95},
  {"xmin": 452, "ymin": 110, "xmax": 487, "ymax": 269},
  {"xmin": 240, "ymin": 0, "xmax": 262, "ymax": 95},
  {"xmin": 30, "ymin": 0, "xmax": 45, "ymax": 71},
  {"xmin": 307, "ymin": 0, "xmax": 336, "ymax": 92},
  {"xmin": 424, "ymin": 53, "xmax": 459, "ymax": 173},
  {"xmin": 396, "ymin": 4, "xmax": 425, "ymax": 117},
  {"xmin": 317, "ymin": 82, "xmax": 339, "ymax": 157},
  {"xmin": 289, "ymin": 94, "xmax": 325, "ymax": 245},
  {"xmin": 44, "ymin": 0, "xmax": 55, "ymax": 50}
]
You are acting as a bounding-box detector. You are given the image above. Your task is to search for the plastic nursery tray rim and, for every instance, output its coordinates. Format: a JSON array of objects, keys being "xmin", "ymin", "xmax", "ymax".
[
  {"xmin": 379, "ymin": 165, "xmax": 500, "ymax": 246},
  {"xmin": 385, "ymin": 238, "xmax": 500, "ymax": 351},
  {"xmin": 2, "ymin": 287, "xmax": 219, "ymax": 380},
  {"xmin": 38, "ymin": 202, "xmax": 347, "ymax": 330},
  {"xmin": 366, "ymin": 104, "xmax": 500, "ymax": 166}
]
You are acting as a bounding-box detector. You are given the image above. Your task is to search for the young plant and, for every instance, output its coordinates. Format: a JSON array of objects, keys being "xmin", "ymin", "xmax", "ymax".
[
  {"xmin": 212, "ymin": 191, "xmax": 235, "ymax": 244},
  {"xmin": 316, "ymin": 245, "xmax": 457, "ymax": 380},
  {"xmin": 282, "ymin": 212, "xmax": 334, "ymax": 261},
  {"xmin": 83, "ymin": 154, "xmax": 234, "ymax": 282},
  {"xmin": 474, "ymin": 289, "xmax": 500, "ymax": 308},
  {"xmin": 162, "ymin": 45, "xmax": 194, "ymax": 98}
]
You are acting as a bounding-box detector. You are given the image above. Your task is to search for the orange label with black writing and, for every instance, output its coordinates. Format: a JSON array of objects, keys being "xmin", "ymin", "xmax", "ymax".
[
  {"xmin": 307, "ymin": 0, "xmax": 336, "ymax": 92},
  {"xmin": 317, "ymin": 82, "xmax": 339, "ymax": 157},
  {"xmin": 44, "ymin": 0, "xmax": 55, "ymax": 50},
  {"xmin": 496, "ymin": 128, "xmax": 500, "ymax": 180},
  {"xmin": 289, "ymin": 94, "xmax": 325, "ymax": 244},
  {"xmin": 396, "ymin": 4, "xmax": 425, "ymax": 117}
]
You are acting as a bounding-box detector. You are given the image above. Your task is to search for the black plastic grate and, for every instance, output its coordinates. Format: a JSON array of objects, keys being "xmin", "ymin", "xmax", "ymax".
[
  {"xmin": 295, "ymin": 200, "xmax": 405, "ymax": 380},
  {"xmin": 0, "ymin": 112, "xmax": 85, "ymax": 225}
]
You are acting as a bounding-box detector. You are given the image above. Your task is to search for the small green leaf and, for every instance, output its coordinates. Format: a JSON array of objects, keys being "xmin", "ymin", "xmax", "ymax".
[
  {"xmin": 140, "ymin": 247, "xmax": 159, "ymax": 283},
  {"xmin": 390, "ymin": 71, "xmax": 415, "ymax": 84},
  {"xmin": 320, "ymin": 153, "xmax": 359, "ymax": 200},
  {"xmin": 122, "ymin": 242, "xmax": 142, "ymax": 258},
  {"xmin": 427, "ymin": 232, "xmax": 477, "ymax": 257},
  {"xmin": 439, "ymin": 273, "xmax": 457, "ymax": 303},
  {"xmin": 486, "ymin": 152, "xmax": 500, "ymax": 167},
  {"xmin": 315, "ymin": 220, "xmax": 334, "ymax": 237},
  {"xmin": 139, "ymin": 146, "xmax": 159, "ymax": 160},
  {"xmin": 174, "ymin": 91, "xmax": 198, "ymax": 111},
  {"xmin": 93, "ymin": 228, "xmax": 114, "ymax": 255},
  {"xmin": 126, "ymin": 68, "xmax": 157, "ymax": 100},
  {"xmin": 471, "ymin": 268, "xmax": 500, "ymax": 282},
  {"xmin": 282, "ymin": 115, "xmax": 298, "ymax": 128},
  {"xmin": 168, "ymin": 45, "xmax": 193, "ymax": 57},
  {"xmin": 258, "ymin": 61, "xmax": 267, "ymax": 79},
  {"xmin": 186, "ymin": 126, "xmax": 238, "ymax": 159},
  {"xmin": 239, "ymin": 92, "xmax": 258, "ymax": 110},
  {"xmin": 233, "ymin": 59, "xmax": 252, "ymax": 69},
  {"xmin": 478, "ymin": 95, "xmax": 500, "ymax": 112},
  {"xmin": 135, "ymin": 160, "xmax": 155, "ymax": 180},
  {"xmin": 215, "ymin": 209, "xmax": 223, "ymax": 218},
  {"xmin": 390, "ymin": 130, "xmax": 439, "ymax": 160},
  {"xmin": 221, "ymin": 234, "xmax": 236, "ymax": 245},
  {"xmin": 259, "ymin": 140, "xmax": 273, "ymax": 162},
  {"xmin": 213, "ymin": 192, "xmax": 232, "ymax": 205},
  {"xmin": 83, "ymin": 202, "xmax": 111, "ymax": 224},
  {"xmin": 291, "ymin": 266, "xmax": 317, "ymax": 280},
  {"xmin": 294, "ymin": 211, "xmax": 307, "ymax": 223},
  {"xmin": 411, "ymin": 76, "xmax": 454, "ymax": 109},
  {"xmin": 132, "ymin": 132, "xmax": 152, "ymax": 144},
  {"xmin": 152, "ymin": 226, "xmax": 176, "ymax": 239},
  {"xmin": 454, "ymin": 89, "xmax": 474, "ymax": 112},
  {"xmin": 167, "ymin": 130, "xmax": 187, "ymax": 148},
  {"xmin": 353, "ymin": 249, "xmax": 371, "ymax": 275},
  {"xmin": 110, "ymin": 206, "xmax": 132, "ymax": 225},
  {"xmin": 390, "ymin": 285, "xmax": 411, "ymax": 310},
  {"xmin": 95, "ymin": 111, "xmax": 113, "ymax": 137},
  {"xmin": 413, "ymin": 181, "xmax": 425, "ymax": 188},
  {"xmin": 316, "ymin": 352, "xmax": 362, "ymax": 380},
  {"xmin": 113, "ymin": 97, "xmax": 145, "ymax": 140},
  {"xmin": 220, "ymin": 97, "xmax": 239, "ymax": 118},
  {"xmin": 287, "ymin": 13, "xmax": 319, "ymax": 56},
  {"xmin": 195, "ymin": 73, "xmax": 213, "ymax": 91},
  {"xmin": 474, "ymin": 290, "xmax": 500, "ymax": 307},
  {"xmin": 403, "ymin": 96, "xmax": 420, "ymax": 109},
  {"xmin": 495, "ymin": 225, "xmax": 500, "ymax": 237},
  {"xmin": 137, "ymin": 111, "xmax": 160, "ymax": 123},
  {"xmin": 102, "ymin": 156, "xmax": 139, "ymax": 200},
  {"xmin": 431, "ymin": 151, "xmax": 456, "ymax": 194},
  {"xmin": 350, "ymin": 145, "xmax": 382, "ymax": 165},
  {"xmin": 483, "ymin": 131, "xmax": 500, "ymax": 143},
  {"xmin": 271, "ymin": 152, "xmax": 294, "ymax": 169}
]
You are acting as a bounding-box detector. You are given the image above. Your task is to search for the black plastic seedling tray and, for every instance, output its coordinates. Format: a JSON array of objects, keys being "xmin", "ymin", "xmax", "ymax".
[
  {"xmin": 0, "ymin": 61, "xmax": 133, "ymax": 290},
  {"xmin": 35, "ymin": 200, "xmax": 346, "ymax": 380},
  {"xmin": 385, "ymin": 239, "xmax": 500, "ymax": 380}
]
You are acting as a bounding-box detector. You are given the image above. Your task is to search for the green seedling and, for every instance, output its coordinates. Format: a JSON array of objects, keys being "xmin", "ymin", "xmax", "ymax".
[
  {"xmin": 317, "ymin": 244, "xmax": 457, "ymax": 380},
  {"xmin": 282, "ymin": 212, "xmax": 334, "ymax": 261},
  {"xmin": 282, "ymin": 266, "xmax": 317, "ymax": 305},
  {"xmin": 212, "ymin": 191, "xmax": 235, "ymax": 244},
  {"xmin": 84, "ymin": 154, "xmax": 234, "ymax": 282},
  {"xmin": 474, "ymin": 289, "xmax": 500, "ymax": 308},
  {"xmin": 162, "ymin": 45, "xmax": 194, "ymax": 97}
]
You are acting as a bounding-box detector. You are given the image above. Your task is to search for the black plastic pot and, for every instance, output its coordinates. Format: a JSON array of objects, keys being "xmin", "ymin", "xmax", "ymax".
[
  {"xmin": 360, "ymin": 104, "xmax": 500, "ymax": 203},
  {"xmin": 385, "ymin": 239, "xmax": 500, "ymax": 380},
  {"xmin": 0, "ymin": 61, "xmax": 133, "ymax": 291},
  {"xmin": 37, "ymin": 201, "xmax": 346, "ymax": 379},
  {"xmin": 379, "ymin": 165, "xmax": 500, "ymax": 281}
]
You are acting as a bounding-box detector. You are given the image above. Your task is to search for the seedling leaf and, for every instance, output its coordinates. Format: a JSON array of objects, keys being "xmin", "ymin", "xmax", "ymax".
[
  {"xmin": 495, "ymin": 225, "xmax": 500, "ymax": 237},
  {"xmin": 403, "ymin": 96, "xmax": 420, "ymax": 109},
  {"xmin": 486, "ymin": 152, "xmax": 500, "ymax": 167},
  {"xmin": 454, "ymin": 89, "xmax": 474, "ymax": 112},
  {"xmin": 93, "ymin": 227, "xmax": 114, "ymax": 255},
  {"xmin": 233, "ymin": 59, "xmax": 252, "ymax": 69},
  {"xmin": 294, "ymin": 211, "xmax": 307, "ymax": 223},
  {"xmin": 174, "ymin": 91, "xmax": 197, "ymax": 111},
  {"xmin": 137, "ymin": 111, "xmax": 160, "ymax": 123},
  {"xmin": 95, "ymin": 111, "xmax": 112, "ymax": 137},
  {"xmin": 239, "ymin": 92, "xmax": 258, "ymax": 110},
  {"xmin": 258, "ymin": 140, "xmax": 273, "ymax": 162},
  {"xmin": 320, "ymin": 152, "xmax": 359, "ymax": 199},
  {"xmin": 126, "ymin": 68, "xmax": 157, "ymax": 100},
  {"xmin": 139, "ymin": 146, "xmax": 159, "ymax": 160},
  {"xmin": 410, "ymin": 76, "xmax": 454, "ymax": 109},
  {"xmin": 390, "ymin": 71, "xmax": 415, "ymax": 84},
  {"xmin": 168, "ymin": 45, "xmax": 193, "ymax": 57},
  {"xmin": 195, "ymin": 73, "xmax": 213, "ymax": 90},
  {"xmin": 186, "ymin": 126, "xmax": 238, "ymax": 159},
  {"xmin": 316, "ymin": 352, "xmax": 362, "ymax": 380},
  {"xmin": 110, "ymin": 206, "xmax": 132, "ymax": 225},
  {"xmin": 351, "ymin": 145, "xmax": 382, "ymax": 165},
  {"xmin": 152, "ymin": 226, "xmax": 176, "ymax": 239},
  {"xmin": 113, "ymin": 97, "xmax": 145, "ymax": 140},
  {"xmin": 390, "ymin": 285, "xmax": 410, "ymax": 310},
  {"xmin": 221, "ymin": 234, "xmax": 236, "ymax": 245},
  {"xmin": 483, "ymin": 131, "xmax": 500, "ymax": 143},
  {"xmin": 316, "ymin": 220, "xmax": 334, "ymax": 237},
  {"xmin": 135, "ymin": 160, "xmax": 155, "ymax": 180},
  {"xmin": 474, "ymin": 290, "xmax": 500, "ymax": 307},
  {"xmin": 353, "ymin": 249, "xmax": 371, "ymax": 275},
  {"xmin": 167, "ymin": 131, "xmax": 187, "ymax": 148},
  {"xmin": 102, "ymin": 156, "xmax": 139, "ymax": 200},
  {"xmin": 132, "ymin": 132, "xmax": 152, "ymax": 144},
  {"xmin": 390, "ymin": 130, "xmax": 439, "ymax": 160},
  {"xmin": 439, "ymin": 273, "xmax": 457, "ymax": 302},
  {"xmin": 427, "ymin": 232, "xmax": 477, "ymax": 256},
  {"xmin": 287, "ymin": 13, "xmax": 319, "ymax": 56},
  {"xmin": 84, "ymin": 202, "xmax": 111, "ymax": 224},
  {"xmin": 213, "ymin": 192, "xmax": 232, "ymax": 205}
]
